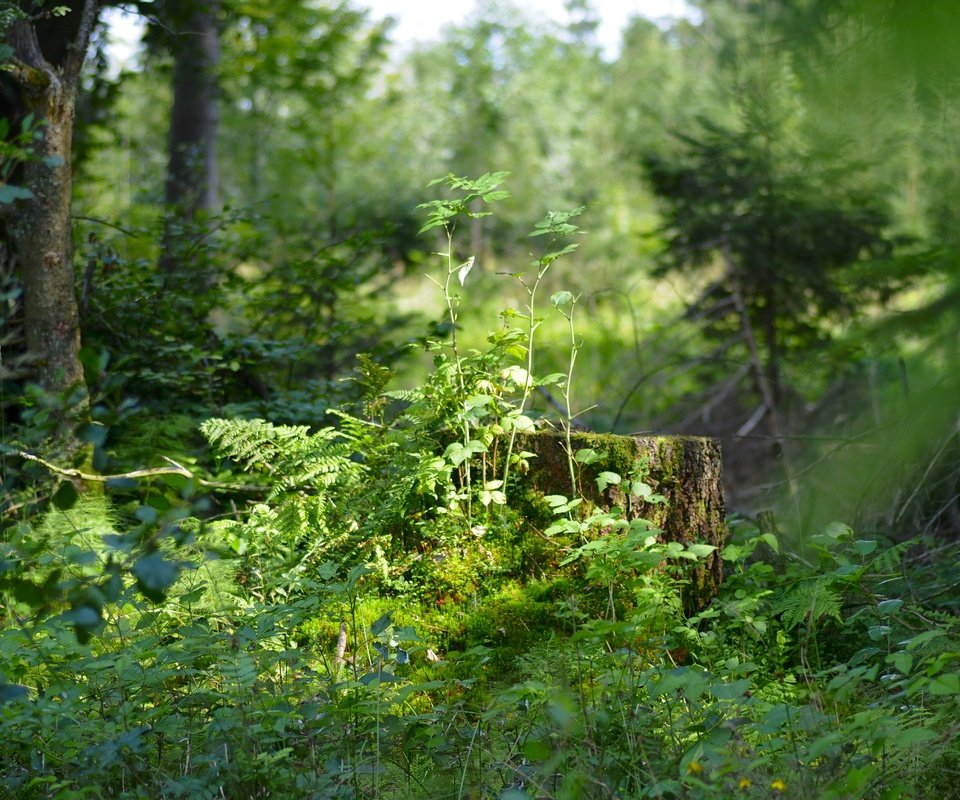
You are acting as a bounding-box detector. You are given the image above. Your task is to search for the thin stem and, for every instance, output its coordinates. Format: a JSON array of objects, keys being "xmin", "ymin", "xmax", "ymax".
[
  {"xmin": 442, "ymin": 227, "xmax": 473, "ymax": 520},
  {"xmin": 501, "ymin": 260, "xmax": 548, "ymax": 502},
  {"xmin": 560, "ymin": 297, "xmax": 580, "ymax": 497}
]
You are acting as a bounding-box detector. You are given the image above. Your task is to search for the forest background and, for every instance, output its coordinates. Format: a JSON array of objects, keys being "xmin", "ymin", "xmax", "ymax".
[{"xmin": 1, "ymin": 0, "xmax": 960, "ymax": 798}]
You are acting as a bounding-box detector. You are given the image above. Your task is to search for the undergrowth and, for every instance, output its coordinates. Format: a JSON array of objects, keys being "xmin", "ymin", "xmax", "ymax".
[{"xmin": 1, "ymin": 176, "xmax": 958, "ymax": 799}]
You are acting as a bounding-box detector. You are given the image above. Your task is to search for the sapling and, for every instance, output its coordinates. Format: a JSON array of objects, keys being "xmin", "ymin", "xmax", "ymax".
[{"xmin": 500, "ymin": 207, "xmax": 585, "ymax": 502}]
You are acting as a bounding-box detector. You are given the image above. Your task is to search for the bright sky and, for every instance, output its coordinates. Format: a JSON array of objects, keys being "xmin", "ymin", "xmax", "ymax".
[
  {"xmin": 365, "ymin": 0, "xmax": 698, "ymax": 54},
  {"xmin": 104, "ymin": 1, "xmax": 697, "ymax": 67}
]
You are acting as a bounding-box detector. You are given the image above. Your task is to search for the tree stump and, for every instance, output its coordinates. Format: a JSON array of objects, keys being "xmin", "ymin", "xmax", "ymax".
[{"xmin": 514, "ymin": 431, "xmax": 726, "ymax": 612}]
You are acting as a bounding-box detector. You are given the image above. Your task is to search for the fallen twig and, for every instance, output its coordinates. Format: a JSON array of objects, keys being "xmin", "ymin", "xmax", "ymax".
[{"xmin": 14, "ymin": 450, "xmax": 265, "ymax": 493}]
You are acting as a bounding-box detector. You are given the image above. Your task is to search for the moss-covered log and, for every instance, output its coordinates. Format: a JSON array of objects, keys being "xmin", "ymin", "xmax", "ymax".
[{"xmin": 514, "ymin": 431, "xmax": 726, "ymax": 612}]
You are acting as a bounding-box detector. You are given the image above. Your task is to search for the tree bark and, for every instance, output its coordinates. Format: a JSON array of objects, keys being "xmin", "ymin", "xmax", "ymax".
[
  {"xmin": 164, "ymin": 0, "xmax": 220, "ymax": 219},
  {"xmin": 4, "ymin": 1, "xmax": 99, "ymax": 443},
  {"xmin": 515, "ymin": 431, "xmax": 727, "ymax": 612}
]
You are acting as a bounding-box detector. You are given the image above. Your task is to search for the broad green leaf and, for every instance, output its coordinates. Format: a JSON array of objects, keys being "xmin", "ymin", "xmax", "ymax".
[
  {"xmin": 890, "ymin": 652, "xmax": 913, "ymax": 675},
  {"xmin": 360, "ymin": 670, "xmax": 400, "ymax": 685},
  {"xmin": 132, "ymin": 553, "xmax": 178, "ymax": 602},
  {"xmin": 574, "ymin": 448, "xmax": 600, "ymax": 464},
  {"xmin": 823, "ymin": 521, "xmax": 853, "ymax": 540},
  {"xmin": 868, "ymin": 625, "xmax": 892, "ymax": 640},
  {"xmin": 0, "ymin": 184, "xmax": 33, "ymax": 204},
  {"xmin": 52, "ymin": 481, "xmax": 78, "ymax": 510},
  {"xmin": 928, "ymin": 673, "xmax": 960, "ymax": 696},
  {"xmin": 551, "ymin": 290, "xmax": 574, "ymax": 309},
  {"xmin": 0, "ymin": 683, "xmax": 29, "ymax": 703},
  {"xmin": 595, "ymin": 471, "xmax": 621, "ymax": 491},
  {"xmin": 77, "ymin": 422, "xmax": 108, "ymax": 446},
  {"xmin": 876, "ymin": 599, "xmax": 903, "ymax": 617},
  {"xmin": 371, "ymin": 611, "xmax": 392, "ymax": 636}
]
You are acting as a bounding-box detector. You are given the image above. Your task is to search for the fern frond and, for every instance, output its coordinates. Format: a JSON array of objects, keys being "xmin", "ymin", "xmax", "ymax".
[
  {"xmin": 774, "ymin": 578, "xmax": 843, "ymax": 630},
  {"xmin": 202, "ymin": 418, "xmax": 362, "ymax": 491},
  {"xmin": 870, "ymin": 538, "xmax": 916, "ymax": 575},
  {"xmin": 383, "ymin": 388, "xmax": 424, "ymax": 403},
  {"xmin": 201, "ymin": 418, "xmax": 311, "ymax": 470}
]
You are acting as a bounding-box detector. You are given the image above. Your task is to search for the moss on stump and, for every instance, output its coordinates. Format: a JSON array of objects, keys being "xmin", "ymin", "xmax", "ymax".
[{"xmin": 514, "ymin": 431, "xmax": 726, "ymax": 612}]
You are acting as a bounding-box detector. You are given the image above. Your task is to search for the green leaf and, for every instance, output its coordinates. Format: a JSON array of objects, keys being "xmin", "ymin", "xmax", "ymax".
[
  {"xmin": 0, "ymin": 184, "xmax": 33, "ymax": 204},
  {"xmin": 595, "ymin": 471, "xmax": 621, "ymax": 492},
  {"xmin": 687, "ymin": 543, "xmax": 717, "ymax": 559},
  {"xmin": 0, "ymin": 683, "xmax": 29, "ymax": 703},
  {"xmin": 132, "ymin": 553, "xmax": 178, "ymax": 602},
  {"xmin": 876, "ymin": 599, "xmax": 903, "ymax": 617},
  {"xmin": 65, "ymin": 605, "xmax": 101, "ymax": 628},
  {"xmin": 51, "ymin": 481, "xmax": 78, "ymax": 510},
  {"xmin": 928, "ymin": 673, "xmax": 960, "ymax": 696},
  {"xmin": 721, "ymin": 544, "xmax": 742, "ymax": 561},
  {"xmin": 853, "ymin": 539, "xmax": 877, "ymax": 555},
  {"xmin": 823, "ymin": 521, "xmax": 853, "ymax": 540},
  {"xmin": 77, "ymin": 422, "xmax": 108, "ymax": 447},
  {"xmin": 360, "ymin": 670, "xmax": 400, "ymax": 685},
  {"xmin": 904, "ymin": 630, "xmax": 946, "ymax": 651},
  {"xmin": 574, "ymin": 448, "xmax": 600, "ymax": 465},
  {"xmin": 759, "ymin": 532, "xmax": 779, "ymax": 553},
  {"xmin": 868, "ymin": 625, "xmax": 892, "ymax": 641},
  {"xmin": 551, "ymin": 290, "xmax": 574, "ymax": 309},
  {"xmin": 371, "ymin": 611, "xmax": 392, "ymax": 636},
  {"xmin": 890, "ymin": 652, "xmax": 913, "ymax": 675}
]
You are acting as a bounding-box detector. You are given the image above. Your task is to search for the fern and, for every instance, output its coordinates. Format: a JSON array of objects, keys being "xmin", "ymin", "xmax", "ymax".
[
  {"xmin": 382, "ymin": 387, "xmax": 424, "ymax": 403},
  {"xmin": 870, "ymin": 538, "xmax": 916, "ymax": 576},
  {"xmin": 774, "ymin": 578, "xmax": 844, "ymax": 631},
  {"xmin": 201, "ymin": 417, "xmax": 361, "ymax": 494}
]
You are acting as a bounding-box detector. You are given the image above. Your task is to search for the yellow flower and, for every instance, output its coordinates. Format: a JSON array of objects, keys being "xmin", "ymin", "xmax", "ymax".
[
  {"xmin": 738, "ymin": 777, "xmax": 752, "ymax": 789},
  {"xmin": 687, "ymin": 761, "xmax": 704, "ymax": 775},
  {"xmin": 770, "ymin": 779, "xmax": 788, "ymax": 792}
]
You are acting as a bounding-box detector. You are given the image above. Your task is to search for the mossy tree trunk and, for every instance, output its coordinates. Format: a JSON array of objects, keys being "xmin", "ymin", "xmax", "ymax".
[
  {"xmin": 4, "ymin": 1, "xmax": 99, "ymax": 448},
  {"xmin": 514, "ymin": 431, "xmax": 726, "ymax": 612}
]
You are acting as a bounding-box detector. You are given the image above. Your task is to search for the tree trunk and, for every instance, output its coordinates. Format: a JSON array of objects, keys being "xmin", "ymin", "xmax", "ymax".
[
  {"xmin": 514, "ymin": 431, "xmax": 727, "ymax": 612},
  {"xmin": 12, "ymin": 106, "xmax": 83, "ymax": 396},
  {"xmin": 164, "ymin": 0, "xmax": 220, "ymax": 219},
  {"xmin": 4, "ymin": 1, "xmax": 99, "ymax": 446}
]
